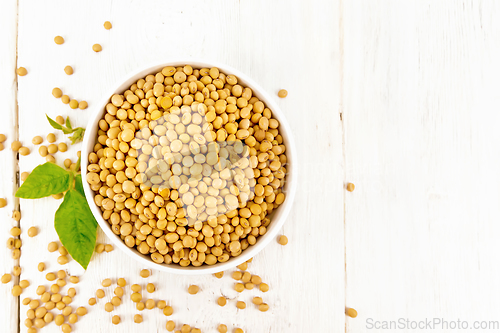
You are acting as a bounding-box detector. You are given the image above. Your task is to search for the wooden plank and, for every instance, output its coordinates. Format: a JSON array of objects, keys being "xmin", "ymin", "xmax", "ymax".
[
  {"xmin": 16, "ymin": 0, "xmax": 344, "ymax": 332},
  {"xmin": 343, "ymin": 1, "xmax": 500, "ymax": 332},
  {"xmin": 0, "ymin": 0, "xmax": 20, "ymax": 332}
]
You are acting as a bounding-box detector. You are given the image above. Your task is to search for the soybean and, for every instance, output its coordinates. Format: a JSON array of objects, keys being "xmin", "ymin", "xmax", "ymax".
[
  {"xmin": 346, "ymin": 307, "xmax": 358, "ymax": 318},
  {"xmin": 234, "ymin": 283, "xmax": 244, "ymax": 292},
  {"xmin": 12, "ymin": 285, "xmax": 22, "ymax": 296},
  {"xmin": 251, "ymin": 275, "xmax": 262, "ymax": 284},
  {"xmin": 187, "ymin": 285, "xmax": 199, "ymax": 294},
  {"xmin": 27, "ymin": 226, "xmax": 38, "ymax": 237},
  {"xmin": 166, "ymin": 320, "xmax": 175, "ymax": 331},
  {"xmin": 57, "ymin": 255, "xmax": 68, "ymax": 265},
  {"xmin": 19, "ymin": 147, "xmax": 30, "ymax": 156},
  {"xmin": 79, "ymin": 101, "xmax": 88, "ymax": 110},
  {"xmin": 105, "ymin": 302, "xmax": 114, "ymax": 312},
  {"xmin": 48, "ymin": 242, "xmax": 59, "ymax": 252},
  {"xmin": 11, "ymin": 141, "xmax": 22, "ymax": 151},
  {"xmin": 114, "ymin": 287, "xmax": 124, "ymax": 297},
  {"xmin": 54, "ymin": 36, "xmax": 64, "ymax": 45},
  {"xmin": 47, "ymin": 133, "xmax": 56, "ymax": 143},
  {"xmin": 39, "ymin": 146, "xmax": 48, "ymax": 157},
  {"xmin": 217, "ymin": 296, "xmax": 226, "ymax": 306},
  {"xmin": 163, "ymin": 306, "xmax": 173, "ymax": 316},
  {"xmin": 76, "ymin": 307, "xmax": 87, "ymax": 316},
  {"xmin": 17, "ymin": 67, "xmax": 27, "ymax": 76},
  {"xmin": 95, "ymin": 243, "xmax": 105, "ymax": 253},
  {"xmin": 59, "ymin": 248, "xmax": 71, "ymax": 259},
  {"xmin": 102, "ymin": 278, "xmax": 112, "ymax": 287},
  {"xmin": 258, "ymin": 303, "xmax": 269, "ymax": 312},
  {"xmin": 52, "ymin": 88, "xmax": 63, "ymax": 98},
  {"xmin": 131, "ymin": 293, "xmax": 142, "ymax": 303},
  {"xmin": 69, "ymin": 100, "xmax": 79, "ymax": 109},
  {"xmin": 32, "ymin": 136, "xmax": 42, "ymax": 145},
  {"xmin": 117, "ymin": 278, "xmax": 126, "ymax": 287},
  {"xmin": 96, "ymin": 289, "xmax": 105, "ymax": 298},
  {"xmin": 58, "ymin": 142, "xmax": 67, "ymax": 152},
  {"xmin": 1, "ymin": 274, "xmax": 11, "ymax": 284},
  {"xmin": 252, "ymin": 296, "xmax": 263, "ymax": 305},
  {"xmin": 10, "ymin": 227, "xmax": 21, "ymax": 236},
  {"xmin": 241, "ymin": 272, "xmax": 251, "ymax": 283},
  {"xmin": 145, "ymin": 299, "xmax": 155, "ymax": 309},
  {"xmin": 278, "ymin": 235, "xmax": 288, "ymax": 245}
]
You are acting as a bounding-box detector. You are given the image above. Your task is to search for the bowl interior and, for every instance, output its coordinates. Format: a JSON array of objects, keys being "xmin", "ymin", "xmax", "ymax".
[{"xmin": 81, "ymin": 60, "xmax": 297, "ymax": 275}]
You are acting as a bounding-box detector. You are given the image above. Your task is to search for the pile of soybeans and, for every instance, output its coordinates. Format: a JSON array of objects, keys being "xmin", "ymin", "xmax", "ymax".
[{"xmin": 86, "ymin": 65, "xmax": 288, "ymax": 267}]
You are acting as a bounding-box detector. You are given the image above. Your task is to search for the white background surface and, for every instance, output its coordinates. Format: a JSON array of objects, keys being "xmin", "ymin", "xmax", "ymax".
[{"xmin": 1, "ymin": 0, "xmax": 499, "ymax": 332}]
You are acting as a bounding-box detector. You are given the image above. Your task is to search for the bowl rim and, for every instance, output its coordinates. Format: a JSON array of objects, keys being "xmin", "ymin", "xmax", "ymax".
[{"xmin": 81, "ymin": 58, "xmax": 297, "ymax": 275}]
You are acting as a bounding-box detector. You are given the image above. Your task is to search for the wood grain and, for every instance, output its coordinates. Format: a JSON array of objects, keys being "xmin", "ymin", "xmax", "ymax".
[
  {"xmin": 0, "ymin": 0, "xmax": 20, "ymax": 332},
  {"xmin": 8, "ymin": 0, "xmax": 500, "ymax": 332},
  {"xmin": 343, "ymin": 1, "xmax": 500, "ymax": 332},
  {"xmin": 12, "ymin": 0, "xmax": 344, "ymax": 332}
]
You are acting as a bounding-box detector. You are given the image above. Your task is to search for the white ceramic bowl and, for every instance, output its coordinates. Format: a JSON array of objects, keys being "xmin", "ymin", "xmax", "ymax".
[{"xmin": 81, "ymin": 59, "xmax": 297, "ymax": 275}]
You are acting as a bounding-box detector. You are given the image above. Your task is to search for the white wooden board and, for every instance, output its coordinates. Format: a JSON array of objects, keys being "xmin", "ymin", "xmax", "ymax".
[
  {"xmin": 0, "ymin": 0, "xmax": 20, "ymax": 332},
  {"xmin": 6, "ymin": 0, "xmax": 500, "ymax": 333},
  {"xmin": 12, "ymin": 0, "xmax": 344, "ymax": 332},
  {"xmin": 343, "ymin": 1, "xmax": 500, "ymax": 332}
]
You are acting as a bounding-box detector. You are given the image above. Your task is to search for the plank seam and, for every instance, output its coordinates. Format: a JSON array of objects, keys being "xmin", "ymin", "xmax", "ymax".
[
  {"xmin": 14, "ymin": 0, "xmax": 20, "ymax": 332},
  {"xmin": 338, "ymin": 0, "xmax": 347, "ymax": 331}
]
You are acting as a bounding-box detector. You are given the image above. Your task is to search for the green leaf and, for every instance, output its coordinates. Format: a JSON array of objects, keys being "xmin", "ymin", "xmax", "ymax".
[
  {"xmin": 55, "ymin": 189, "xmax": 97, "ymax": 270},
  {"xmin": 69, "ymin": 128, "xmax": 85, "ymax": 144},
  {"xmin": 47, "ymin": 114, "xmax": 84, "ymax": 139},
  {"xmin": 65, "ymin": 116, "xmax": 73, "ymax": 130},
  {"xmin": 74, "ymin": 174, "xmax": 84, "ymax": 197},
  {"xmin": 16, "ymin": 163, "xmax": 73, "ymax": 199},
  {"xmin": 46, "ymin": 115, "xmax": 63, "ymax": 131},
  {"xmin": 75, "ymin": 155, "xmax": 81, "ymax": 172}
]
